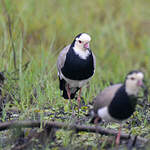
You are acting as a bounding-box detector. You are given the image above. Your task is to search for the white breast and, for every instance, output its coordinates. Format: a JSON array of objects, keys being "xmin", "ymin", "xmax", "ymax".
[
  {"xmin": 97, "ymin": 107, "xmax": 121, "ymax": 123},
  {"xmin": 61, "ymin": 72, "xmax": 91, "ymax": 88}
]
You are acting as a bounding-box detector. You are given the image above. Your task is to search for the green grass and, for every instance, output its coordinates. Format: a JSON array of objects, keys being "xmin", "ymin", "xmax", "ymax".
[{"xmin": 0, "ymin": 0, "xmax": 150, "ymax": 149}]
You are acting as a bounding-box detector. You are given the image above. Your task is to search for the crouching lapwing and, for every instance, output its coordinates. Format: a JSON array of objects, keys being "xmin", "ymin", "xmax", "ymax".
[
  {"xmin": 91, "ymin": 71, "xmax": 145, "ymax": 145},
  {"xmin": 57, "ymin": 33, "xmax": 96, "ymax": 110}
]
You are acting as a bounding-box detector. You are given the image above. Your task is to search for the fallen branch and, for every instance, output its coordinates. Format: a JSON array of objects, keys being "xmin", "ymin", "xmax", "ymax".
[{"xmin": 0, "ymin": 120, "xmax": 148, "ymax": 144}]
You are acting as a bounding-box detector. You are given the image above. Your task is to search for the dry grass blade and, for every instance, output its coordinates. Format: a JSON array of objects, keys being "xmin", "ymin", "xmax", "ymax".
[{"xmin": 1, "ymin": 0, "xmax": 17, "ymax": 70}]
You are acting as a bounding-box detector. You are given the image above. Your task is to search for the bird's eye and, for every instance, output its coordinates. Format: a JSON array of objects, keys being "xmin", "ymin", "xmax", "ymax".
[
  {"xmin": 131, "ymin": 77, "xmax": 135, "ymax": 80},
  {"xmin": 79, "ymin": 40, "xmax": 82, "ymax": 44}
]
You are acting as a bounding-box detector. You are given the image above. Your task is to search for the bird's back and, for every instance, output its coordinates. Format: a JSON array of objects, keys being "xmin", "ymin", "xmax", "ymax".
[{"xmin": 93, "ymin": 84, "xmax": 122, "ymax": 114}]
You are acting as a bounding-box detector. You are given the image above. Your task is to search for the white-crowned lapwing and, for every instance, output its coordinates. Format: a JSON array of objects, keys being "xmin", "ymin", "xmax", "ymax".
[
  {"xmin": 91, "ymin": 70, "xmax": 145, "ymax": 145},
  {"xmin": 57, "ymin": 33, "xmax": 96, "ymax": 108}
]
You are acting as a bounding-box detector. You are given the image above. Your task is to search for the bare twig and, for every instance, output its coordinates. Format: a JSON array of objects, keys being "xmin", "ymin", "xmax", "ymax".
[
  {"xmin": 0, "ymin": 120, "xmax": 148, "ymax": 144},
  {"xmin": 1, "ymin": 0, "xmax": 17, "ymax": 70}
]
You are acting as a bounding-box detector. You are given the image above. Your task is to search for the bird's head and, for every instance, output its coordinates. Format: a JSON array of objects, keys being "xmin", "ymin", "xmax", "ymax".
[
  {"xmin": 73, "ymin": 33, "xmax": 91, "ymax": 51},
  {"xmin": 125, "ymin": 71, "xmax": 144, "ymax": 96}
]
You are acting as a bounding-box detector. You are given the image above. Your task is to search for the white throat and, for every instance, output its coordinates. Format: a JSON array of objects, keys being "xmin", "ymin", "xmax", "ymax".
[
  {"xmin": 125, "ymin": 85, "xmax": 139, "ymax": 96},
  {"xmin": 73, "ymin": 46, "xmax": 90, "ymax": 59}
]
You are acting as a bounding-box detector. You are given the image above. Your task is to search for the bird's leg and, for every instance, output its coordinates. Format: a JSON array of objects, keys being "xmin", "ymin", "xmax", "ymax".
[
  {"xmin": 67, "ymin": 85, "xmax": 75, "ymax": 117},
  {"xmin": 77, "ymin": 88, "xmax": 82, "ymax": 108},
  {"xmin": 67, "ymin": 84, "xmax": 71, "ymax": 99},
  {"xmin": 94, "ymin": 117, "xmax": 101, "ymax": 133},
  {"xmin": 67, "ymin": 84, "xmax": 72, "ymax": 108},
  {"xmin": 94, "ymin": 117, "xmax": 100, "ymax": 124},
  {"xmin": 116, "ymin": 125, "xmax": 122, "ymax": 145}
]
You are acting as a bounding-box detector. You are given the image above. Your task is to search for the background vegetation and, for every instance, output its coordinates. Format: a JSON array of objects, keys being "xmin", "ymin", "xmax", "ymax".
[{"xmin": 0, "ymin": 0, "xmax": 150, "ymax": 149}]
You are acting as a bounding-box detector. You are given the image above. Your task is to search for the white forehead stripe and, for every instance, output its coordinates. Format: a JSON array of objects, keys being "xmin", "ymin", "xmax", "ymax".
[
  {"xmin": 76, "ymin": 33, "xmax": 91, "ymax": 42},
  {"xmin": 128, "ymin": 72, "xmax": 144, "ymax": 80},
  {"xmin": 137, "ymin": 72, "xmax": 144, "ymax": 79}
]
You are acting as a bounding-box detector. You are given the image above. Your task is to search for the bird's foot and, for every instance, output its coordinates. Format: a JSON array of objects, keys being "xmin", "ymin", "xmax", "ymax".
[{"xmin": 116, "ymin": 126, "xmax": 121, "ymax": 145}]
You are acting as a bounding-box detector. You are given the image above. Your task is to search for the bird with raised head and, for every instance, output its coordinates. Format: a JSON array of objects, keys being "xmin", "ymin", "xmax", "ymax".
[
  {"xmin": 91, "ymin": 71, "xmax": 145, "ymax": 145},
  {"xmin": 57, "ymin": 33, "xmax": 96, "ymax": 109}
]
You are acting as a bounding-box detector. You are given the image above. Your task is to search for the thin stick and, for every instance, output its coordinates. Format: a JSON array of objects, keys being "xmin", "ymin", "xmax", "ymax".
[{"xmin": 0, "ymin": 120, "xmax": 147, "ymax": 144}]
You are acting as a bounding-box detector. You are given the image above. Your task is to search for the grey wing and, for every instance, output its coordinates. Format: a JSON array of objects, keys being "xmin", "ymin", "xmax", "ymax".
[
  {"xmin": 93, "ymin": 83, "xmax": 122, "ymax": 113},
  {"xmin": 57, "ymin": 44, "xmax": 71, "ymax": 79},
  {"xmin": 92, "ymin": 52, "xmax": 96, "ymax": 70}
]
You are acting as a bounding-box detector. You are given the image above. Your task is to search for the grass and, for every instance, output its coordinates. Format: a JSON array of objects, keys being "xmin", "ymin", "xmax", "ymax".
[{"xmin": 0, "ymin": 0, "xmax": 150, "ymax": 149}]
